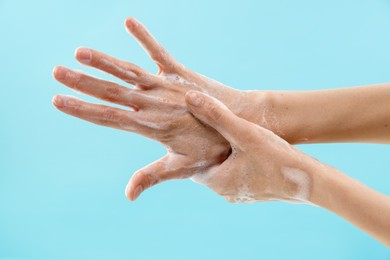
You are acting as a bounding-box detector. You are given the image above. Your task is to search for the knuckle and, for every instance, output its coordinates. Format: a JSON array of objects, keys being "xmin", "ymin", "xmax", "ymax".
[
  {"xmin": 104, "ymin": 85, "xmax": 121, "ymax": 102},
  {"xmin": 123, "ymin": 63, "xmax": 142, "ymax": 77},
  {"xmin": 244, "ymin": 127, "xmax": 266, "ymax": 147},
  {"xmin": 117, "ymin": 114, "xmax": 130, "ymax": 128},
  {"xmin": 147, "ymin": 118, "xmax": 178, "ymax": 132},
  {"xmin": 158, "ymin": 132, "xmax": 175, "ymax": 142},
  {"xmin": 70, "ymin": 73, "xmax": 82, "ymax": 90},
  {"xmin": 135, "ymin": 171, "xmax": 160, "ymax": 189},
  {"xmin": 171, "ymin": 62, "xmax": 185, "ymax": 73},
  {"xmin": 168, "ymin": 101, "xmax": 182, "ymax": 111},
  {"xmin": 91, "ymin": 54, "xmax": 101, "ymax": 67},
  {"xmin": 146, "ymin": 173, "xmax": 161, "ymax": 187},
  {"xmin": 127, "ymin": 90, "xmax": 140, "ymax": 105},
  {"xmin": 165, "ymin": 120, "xmax": 179, "ymax": 131},
  {"xmin": 101, "ymin": 107, "xmax": 117, "ymax": 121},
  {"xmin": 206, "ymin": 102, "xmax": 223, "ymax": 122},
  {"xmin": 66, "ymin": 98, "xmax": 81, "ymax": 110},
  {"xmin": 153, "ymin": 49, "xmax": 168, "ymax": 64}
]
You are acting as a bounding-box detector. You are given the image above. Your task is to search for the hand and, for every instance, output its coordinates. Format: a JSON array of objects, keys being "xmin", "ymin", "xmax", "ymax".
[
  {"xmin": 185, "ymin": 90, "xmax": 317, "ymax": 203},
  {"xmin": 53, "ymin": 17, "xmax": 256, "ymax": 201},
  {"xmin": 185, "ymin": 90, "xmax": 390, "ymax": 248}
]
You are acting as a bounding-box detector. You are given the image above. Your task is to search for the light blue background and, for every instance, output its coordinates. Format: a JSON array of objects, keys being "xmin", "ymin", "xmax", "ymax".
[{"xmin": 1, "ymin": 0, "xmax": 389, "ymax": 259}]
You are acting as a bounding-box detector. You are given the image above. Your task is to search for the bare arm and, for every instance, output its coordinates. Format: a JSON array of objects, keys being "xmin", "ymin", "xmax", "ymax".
[
  {"xmin": 258, "ymin": 84, "xmax": 390, "ymax": 144},
  {"xmin": 309, "ymin": 162, "xmax": 390, "ymax": 247}
]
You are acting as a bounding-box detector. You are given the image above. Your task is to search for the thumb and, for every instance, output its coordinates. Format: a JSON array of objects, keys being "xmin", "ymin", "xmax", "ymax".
[
  {"xmin": 185, "ymin": 91, "xmax": 248, "ymax": 145},
  {"xmin": 125, "ymin": 154, "xmax": 188, "ymax": 201}
]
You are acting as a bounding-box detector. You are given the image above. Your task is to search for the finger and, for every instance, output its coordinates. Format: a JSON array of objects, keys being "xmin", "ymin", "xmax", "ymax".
[
  {"xmin": 52, "ymin": 94, "xmax": 149, "ymax": 134},
  {"xmin": 185, "ymin": 91, "xmax": 251, "ymax": 145},
  {"xmin": 53, "ymin": 66, "xmax": 154, "ymax": 110},
  {"xmin": 125, "ymin": 154, "xmax": 189, "ymax": 201},
  {"xmin": 74, "ymin": 47, "xmax": 161, "ymax": 89},
  {"xmin": 125, "ymin": 17, "xmax": 176, "ymax": 72}
]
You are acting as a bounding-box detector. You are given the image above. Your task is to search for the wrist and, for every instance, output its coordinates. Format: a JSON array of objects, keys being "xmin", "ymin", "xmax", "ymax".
[
  {"xmin": 303, "ymin": 157, "xmax": 348, "ymax": 210},
  {"xmin": 304, "ymin": 156, "xmax": 390, "ymax": 247},
  {"xmin": 232, "ymin": 90, "xmax": 302, "ymax": 144},
  {"xmin": 304, "ymin": 159, "xmax": 334, "ymax": 207},
  {"xmin": 231, "ymin": 90, "xmax": 274, "ymax": 129},
  {"xmin": 275, "ymin": 154, "xmax": 321, "ymax": 203}
]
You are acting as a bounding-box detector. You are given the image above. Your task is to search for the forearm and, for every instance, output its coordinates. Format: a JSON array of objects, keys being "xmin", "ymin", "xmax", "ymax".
[
  {"xmin": 307, "ymin": 160, "xmax": 390, "ymax": 247},
  {"xmin": 238, "ymin": 83, "xmax": 390, "ymax": 144}
]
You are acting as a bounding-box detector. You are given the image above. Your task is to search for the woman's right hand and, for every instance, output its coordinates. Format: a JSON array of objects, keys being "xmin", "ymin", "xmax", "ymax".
[{"xmin": 185, "ymin": 90, "xmax": 318, "ymax": 203}]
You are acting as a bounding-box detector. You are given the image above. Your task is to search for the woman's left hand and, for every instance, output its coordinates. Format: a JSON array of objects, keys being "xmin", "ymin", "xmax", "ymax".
[{"xmin": 53, "ymin": 17, "xmax": 249, "ymax": 201}]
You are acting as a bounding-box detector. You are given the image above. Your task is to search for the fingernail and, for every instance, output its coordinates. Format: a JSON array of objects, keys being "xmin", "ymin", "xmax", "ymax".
[
  {"xmin": 147, "ymin": 174, "xmax": 159, "ymax": 186},
  {"xmin": 52, "ymin": 95, "xmax": 64, "ymax": 108},
  {"xmin": 133, "ymin": 185, "xmax": 143, "ymax": 200},
  {"xmin": 53, "ymin": 66, "xmax": 68, "ymax": 80},
  {"xmin": 76, "ymin": 47, "xmax": 92, "ymax": 63},
  {"xmin": 187, "ymin": 91, "xmax": 203, "ymax": 107}
]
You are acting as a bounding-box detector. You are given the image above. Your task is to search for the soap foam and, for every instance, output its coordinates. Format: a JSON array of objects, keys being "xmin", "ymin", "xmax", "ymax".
[
  {"xmin": 162, "ymin": 73, "xmax": 209, "ymax": 94},
  {"xmin": 190, "ymin": 166, "xmax": 219, "ymax": 186},
  {"xmin": 189, "ymin": 160, "xmax": 209, "ymax": 168},
  {"xmin": 134, "ymin": 118, "xmax": 165, "ymax": 130},
  {"xmin": 281, "ymin": 167, "xmax": 311, "ymax": 203},
  {"xmin": 99, "ymin": 58, "xmax": 137, "ymax": 79},
  {"xmin": 227, "ymin": 188, "xmax": 256, "ymax": 204},
  {"xmin": 260, "ymin": 106, "xmax": 284, "ymax": 137}
]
